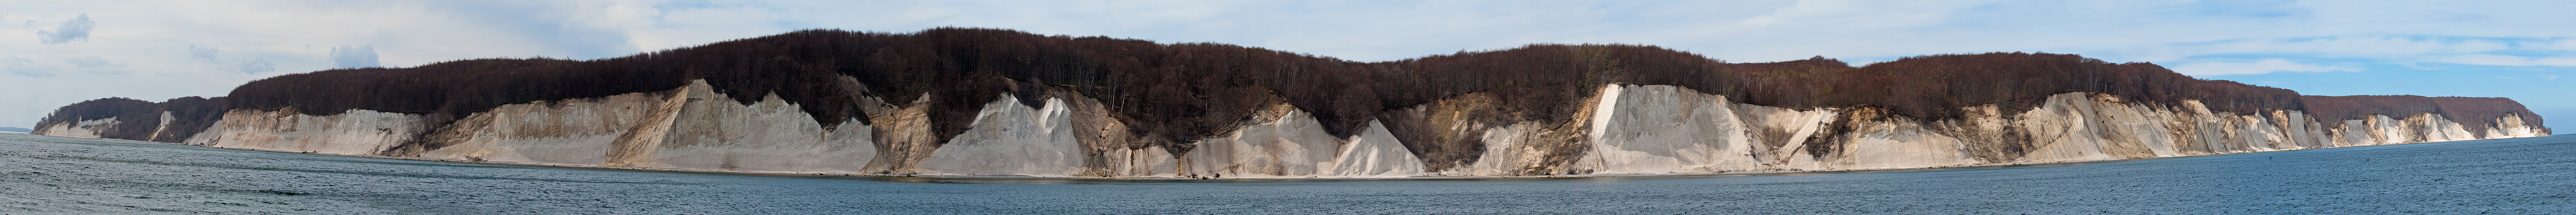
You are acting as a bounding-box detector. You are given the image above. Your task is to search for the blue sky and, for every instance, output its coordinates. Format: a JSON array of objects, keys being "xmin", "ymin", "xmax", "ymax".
[{"xmin": 2, "ymin": 0, "xmax": 2572, "ymax": 131}]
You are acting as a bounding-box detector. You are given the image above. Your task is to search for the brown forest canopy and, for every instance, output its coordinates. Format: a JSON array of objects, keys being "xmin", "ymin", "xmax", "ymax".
[{"xmin": 60, "ymin": 27, "xmax": 2517, "ymax": 145}]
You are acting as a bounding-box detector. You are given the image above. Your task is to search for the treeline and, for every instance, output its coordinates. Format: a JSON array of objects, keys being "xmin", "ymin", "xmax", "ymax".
[
  {"xmin": 33, "ymin": 97, "xmax": 228, "ymax": 141},
  {"xmin": 1677, "ymin": 53, "xmax": 2305, "ymax": 121},
  {"xmin": 2302, "ymin": 95, "xmax": 2546, "ymax": 135},
  {"xmin": 226, "ymin": 58, "xmax": 645, "ymax": 120},
  {"xmin": 1363, "ymin": 47, "xmax": 2311, "ymax": 124},
  {"xmin": 211, "ymin": 27, "xmax": 2541, "ymax": 151}
]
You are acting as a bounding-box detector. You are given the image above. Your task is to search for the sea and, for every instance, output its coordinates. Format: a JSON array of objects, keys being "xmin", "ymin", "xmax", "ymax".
[{"xmin": 3, "ymin": 133, "xmax": 2570, "ymax": 214}]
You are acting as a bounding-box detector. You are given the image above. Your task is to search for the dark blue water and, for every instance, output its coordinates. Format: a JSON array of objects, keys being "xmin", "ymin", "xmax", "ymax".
[{"xmin": 4, "ymin": 133, "xmax": 2572, "ymax": 214}]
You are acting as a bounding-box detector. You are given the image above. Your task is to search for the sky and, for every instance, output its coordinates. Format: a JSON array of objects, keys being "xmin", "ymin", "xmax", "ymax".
[{"xmin": 1, "ymin": 0, "xmax": 2572, "ymax": 131}]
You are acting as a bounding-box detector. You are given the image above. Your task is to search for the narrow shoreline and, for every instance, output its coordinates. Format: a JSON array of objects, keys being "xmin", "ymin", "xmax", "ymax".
[{"xmin": 9, "ymin": 133, "xmax": 2549, "ymax": 181}]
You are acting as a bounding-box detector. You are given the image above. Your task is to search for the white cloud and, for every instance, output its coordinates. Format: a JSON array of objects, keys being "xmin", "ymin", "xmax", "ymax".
[
  {"xmin": 329, "ymin": 45, "xmax": 379, "ymax": 69},
  {"xmin": 36, "ymin": 14, "xmax": 93, "ymax": 44},
  {"xmin": 2167, "ymin": 58, "xmax": 2358, "ymax": 76},
  {"xmin": 58, "ymin": 56, "xmax": 130, "ymax": 75},
  {"xmin": 2423, "ymin": 54, "xmax": 2576, "ymax": 67},
  {"xmin": 188, "ymin": 44, "xmax": 218, "ymax": 62},
  {"xmin": 1, "ymin": 56, "xmax": 55, "ymax": 77},
  {"xmin": 2111, "ymin": 37, "xmax": 2542, "ymax": 64},
  {"xmin": 60, "ymin": 56, "xmax": 117, "ymax": 68},
  {"xmin": 231, "ymin": 59, "xmax": 275, "ymax": 74}
]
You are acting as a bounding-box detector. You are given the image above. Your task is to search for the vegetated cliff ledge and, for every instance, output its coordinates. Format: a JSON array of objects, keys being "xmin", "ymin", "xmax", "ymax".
[{"xmin": 34, "ymin": 28, "xmax": 2552, "ymax": 178}]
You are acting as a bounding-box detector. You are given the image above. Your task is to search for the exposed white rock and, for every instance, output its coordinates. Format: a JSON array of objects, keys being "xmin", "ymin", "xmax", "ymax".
[
  {"xmin": 1583, "ymin": 85, "xmax": 1762, "ymax": 174},
  {"xmin": 648, "ymin": 84, "xmax": 877, "ymax": 173},
  {"xmin": 1440, "ymin": 122, "xmax": 1543, "ymax": 176},
  {"xmin": 418, "ymin": 80, "xmax": 877, "ymax": 173},
  {"xmin": 1104, "ymin": 146, "xmax": 1180, "ymax": 177},
  {"xmin": 914, "ymin": 95, "xmax": 1083, "ymax": 176},
  {"xmin": 158, "ymin": 82, "xmax": 2546, "ymax": 178},
  {"xmin": 1327, "ymin": 120, "xmax": 1427, "ymax": 177},
  {"xmin": 1179, "ymin": 105, "xmax": 1349, "ymax": 177},
  {"xmin": 415, "ymin": 90, "xmax": 672, "ymax": 165},
  {"xmin": 34, "ymin": 117, "xmax": 117, "ymax": 138},
  {"xmin": 2488, "ymin": 114, "xmax": 2546, "ymax": 138},
  {"xmin": 186, "ymin": 109, "xmax": 425, "ymax": 155},
  {"xmin": 143, "ymin": 111, "xmax": 174, "ymax": 141},
  {"xmin": 902, "ymin": 93, "xmax": 1435, "ymax": 178},
  {"xmin": 2419, "ymin": 114, "xmax": 2478, "ymax": 143},
  {"xmin": 1727, "ymin": 100, "xmax": 1840, "ymax": 171},
  {"xmin": 1838, "ymin": 116, "xmax": 1979, "ymax": 169},
  {"xmin": 1545, "ymin": 85, "xmax": 2545, "ymax": 176},
  {"xmin": 2365, "ymin": 115, "xmax": 2412, "ymax": 145}
]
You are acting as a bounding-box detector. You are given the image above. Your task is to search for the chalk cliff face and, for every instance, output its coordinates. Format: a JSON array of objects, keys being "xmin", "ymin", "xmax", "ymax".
[
  {"xmin": 329, "ymin": 80, "xmax": 879, "ymax": 173},
  {"xmin": 31, "ymin": 28, "xmax": 2553, "ymax": 178},
  {"xmin": 33, "ymin": 117, "xmax": 120, "ymax": 139},
  {"xmin": 46, "ymin": 82, "xmax": 2547, "ymax": 178},
  {"xmin": 185, "ymin": 109, "xmax": 424, "ymax": 155},
  {"xmin": 1565, "ymin": 85, "xmax": 2552, "ymax": 174}
]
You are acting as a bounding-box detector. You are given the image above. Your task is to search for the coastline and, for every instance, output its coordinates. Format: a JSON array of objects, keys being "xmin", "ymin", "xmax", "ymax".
[{"xmin": 9, "ymin": 132, "xmax": 2545, "ymax": 181}]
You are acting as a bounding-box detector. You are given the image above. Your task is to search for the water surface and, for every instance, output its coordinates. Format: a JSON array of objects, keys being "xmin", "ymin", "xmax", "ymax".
[{"xmin": 3, "ymin": 133, "xmax": 2570, "ymax": 214}]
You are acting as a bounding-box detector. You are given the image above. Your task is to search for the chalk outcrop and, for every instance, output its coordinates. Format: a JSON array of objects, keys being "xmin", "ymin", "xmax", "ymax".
[
  {"xmin": 30, "ymin": 28, "xmax": 2552, "ymax": 178},
  {"xmin": 43, "ymin": 82, "xmax": 2547, "ymax": 178},
  {"xmin": 33, "ymin": 118, "xmax": 119, "ymax": 139}
]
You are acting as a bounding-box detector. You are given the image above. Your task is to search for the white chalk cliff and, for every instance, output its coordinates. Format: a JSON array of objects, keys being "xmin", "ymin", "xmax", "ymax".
[{"xmin": 39, "ymin": 82, "xmax": 2552, "ymax": 178}]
